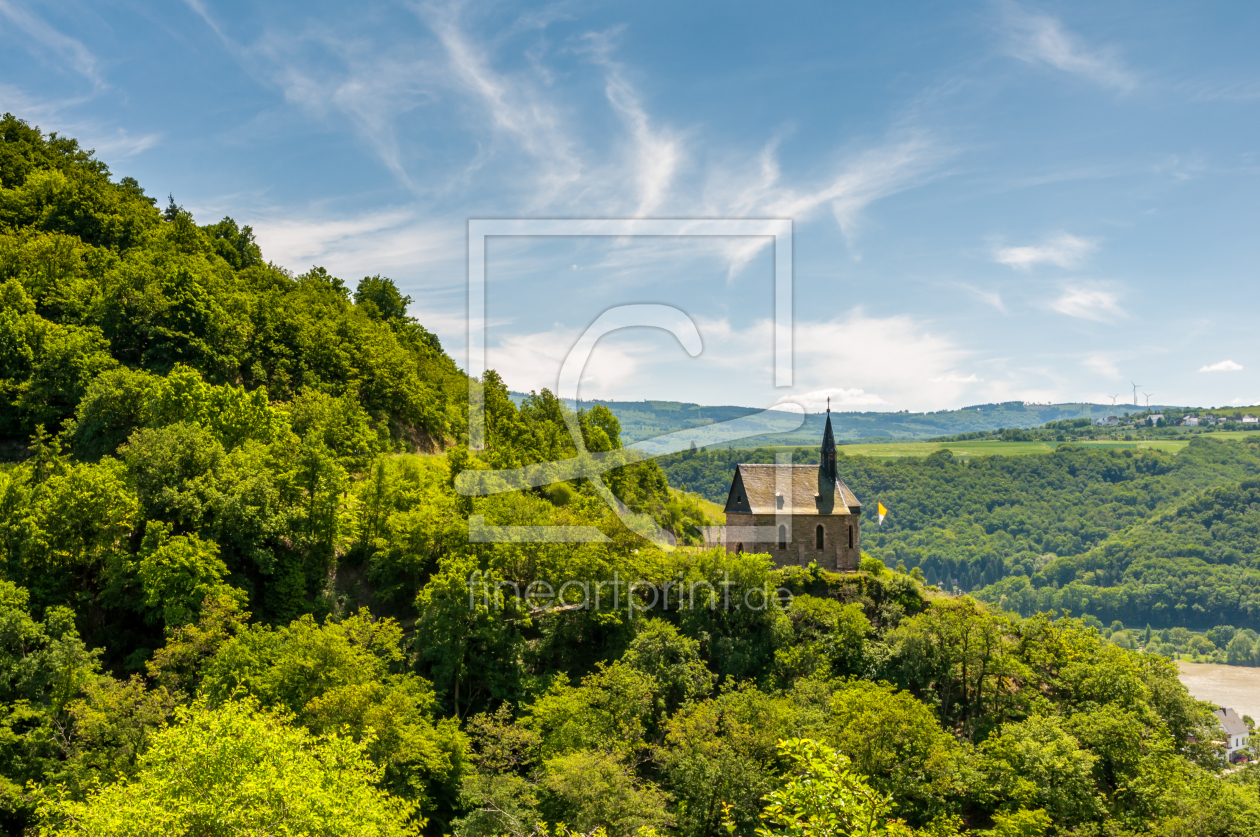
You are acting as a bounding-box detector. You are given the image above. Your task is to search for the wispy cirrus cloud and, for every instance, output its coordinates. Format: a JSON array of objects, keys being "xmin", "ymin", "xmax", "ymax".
[
  {"xmin": 582, "ymin": 29, "xmax": 683, "ymax": 218},
  {"xmin": 422, "ymin": 5, "xmax": 587, "ymax": 204},
  {"xmin": 703, "ymin": 132, "xmax": 949, "ymax": 274},
  {"xmin": 79, "ymin": 127, "xmax": 163, "ymax": 158},
  {"xmin": 1000, "ymin": 3, "xmax": 1137, "ymax": 92},
  {"xmin": 951, "ymin": 282, "xmax": 1007, "ymax": 313},
  {"xmin": 1200, "ymin": 359, "xmax": 1244, "ymax": 372},
  {"xmin": 0, "ymin": 0, "xmax": 101, "ymax": 87},
  {"xmin": 180, "ymin": 2, "xmax": 955, "ymax": 399},
  {"xmin": 1049, "ymin": 286, "xmax": 1126, "ymax": 321},
  {"xmin": 764, "ymin": 135, "xmax": 946, "ymax": 239},
  {"xmin": 250, "ymin": 207, "xmax": 461, "ymax": 279},
  {"xmin": 189, "ymin": 3, "xmax": 948, "ymax": 285},
  {"xmin": 993, "ymin": 232, "xmax": 1096, "ymax": 270},
  {"xmin": 0, "ymin": 84, "xmax": 161, "ymax": 160}
]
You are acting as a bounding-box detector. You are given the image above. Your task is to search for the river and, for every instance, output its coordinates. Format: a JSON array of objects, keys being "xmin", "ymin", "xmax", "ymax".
[{"xmin": 1177, "ymin": 661, "xmax": 1260, "ymax": 720}]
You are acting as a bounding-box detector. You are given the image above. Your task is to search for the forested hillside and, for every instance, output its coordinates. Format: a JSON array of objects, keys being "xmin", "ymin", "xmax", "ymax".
[
  {"xmin": 659, "ymin": 439, "xmax": 1260, "ymax": 630},
  {"xmin": 979, "ymin": 475, "xmax": 1260, "ymax": 629},
  {"xmin": 3, "ymin": 113, "xmax": 1260, "ymax": 837},
  {"xmin": 516, "ymin": 396, "xmax": 1136, "ymax": 446}
]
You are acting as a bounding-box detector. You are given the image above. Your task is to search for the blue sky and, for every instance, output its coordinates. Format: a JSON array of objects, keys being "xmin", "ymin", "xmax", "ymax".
[{"xmin": 3, "ymin": 0, "xmax": 1258, "ymax": 411}]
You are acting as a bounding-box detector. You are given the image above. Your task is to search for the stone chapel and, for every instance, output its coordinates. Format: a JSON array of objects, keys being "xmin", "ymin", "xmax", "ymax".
[{"xmin": 722, "ymin": 404, "xmax": 862, "ymax": 570}]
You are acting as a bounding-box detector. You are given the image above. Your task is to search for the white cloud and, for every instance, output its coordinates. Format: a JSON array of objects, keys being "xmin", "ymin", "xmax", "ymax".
[
  {"xmin": 929, "ymin": 373, "xmax": 981, "ymax": 383},
  {"xmin": 1001, "ymin": 4, "xmax": 1136, "ymax": 92},
  {"xmin": 993, "ymin": 233, "xmax": 1096, "ymax": 270},
  {"xmin": 1200, "ymin": 359, "xmax": 1244, "ymax": 373},
  {"xmin": 182, "ymin": 0, "xmax": 229, "ymax": 43},
  {"xmin": 473, "ymin": 308, "xmax": 972, "ymax": 410},
  {"xmin": 702, "ymin": 310, "xmax": 972, "ymax": 409},
  {"xmin": 1082, "ymin": 354, "xmax": 1122, "ymax": 379},
  {"xmin": 1049, "ymin": 286, "xmax": 1125, "ymax": 322},
  {"xmin": 776, "ymin": 388, "xmax": 888, "ymax": 411},
  {"xmin": 487, "ymin": 322, "xmax": 680, "ymax": 400}
]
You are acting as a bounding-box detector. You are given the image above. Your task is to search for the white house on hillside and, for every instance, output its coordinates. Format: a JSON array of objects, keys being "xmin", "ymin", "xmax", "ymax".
[{"xmin": 1216, "ymin": 707, "xmax": 1250, "ymax": 761}]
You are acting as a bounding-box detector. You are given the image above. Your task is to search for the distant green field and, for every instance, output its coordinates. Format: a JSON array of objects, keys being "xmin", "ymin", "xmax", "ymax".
[
  {"xmin": 825, "ymin": 438, "xmax": 1193, "ymax": 459},
  {"xmin": 1208, "ymin": 430, "xmax": 1260, "ymax": 442}
]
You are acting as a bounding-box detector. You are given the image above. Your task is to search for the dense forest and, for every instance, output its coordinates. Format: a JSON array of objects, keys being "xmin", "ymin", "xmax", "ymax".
[{"xmin": 3, "ymin": 113, "xmax": 1260, "ymax": 836}]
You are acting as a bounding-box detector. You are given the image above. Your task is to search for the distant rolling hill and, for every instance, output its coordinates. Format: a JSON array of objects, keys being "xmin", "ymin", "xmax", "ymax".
[{"xmin": 509, "ymin": 394, "xmax": 1156, "ymax": 448}]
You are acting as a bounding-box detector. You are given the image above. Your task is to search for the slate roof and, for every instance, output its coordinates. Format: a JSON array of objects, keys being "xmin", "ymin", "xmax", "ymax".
[
  {"xmin": 725, "ymin": 464, "xmax": 861, "ymax": 515},
  {"xmin": 1216, "ymin": 707, "xmax": 1250, "ymax": 737}
]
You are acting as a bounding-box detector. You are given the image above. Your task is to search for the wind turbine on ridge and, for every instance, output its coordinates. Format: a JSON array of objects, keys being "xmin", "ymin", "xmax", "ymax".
[
  {"xmin": 1108, "ymin": 395, "xmax": 1119, "ymax": 406},
  {"xmin": 1144, "ymin": 393, "xmax": 1153, "ymax": 408},
  {"xmin": 1131, "ymin": 381, "xmax": 1141, "ymax": 407}
]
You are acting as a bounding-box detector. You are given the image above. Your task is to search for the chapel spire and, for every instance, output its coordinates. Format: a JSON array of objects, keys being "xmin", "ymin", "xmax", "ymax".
[{"xmin": 821, "ymin": 399, "xmax": 837, "ymax": 484}]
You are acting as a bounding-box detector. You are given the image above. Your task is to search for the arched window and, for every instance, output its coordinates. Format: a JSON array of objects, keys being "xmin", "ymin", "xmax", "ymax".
[
  {"xmin": 778, "ymin": 524, "xmax": 787, "ymax": 550},
  {"xmin": 736, "ymin": 543, "xmax": 744, "ymax": 554},
  {"xmin": 815, "ymin": 525, "xmax": 824, "ymax": 550},
  {"xmin": 848, "ymin": 524, "xmax": 854, "ymax": 549}
]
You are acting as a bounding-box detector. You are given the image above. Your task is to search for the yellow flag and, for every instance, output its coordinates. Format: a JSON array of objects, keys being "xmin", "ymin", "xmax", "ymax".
[{"xmin": 877, "ymin": 502, "xmax": 887, "ymax": 525}]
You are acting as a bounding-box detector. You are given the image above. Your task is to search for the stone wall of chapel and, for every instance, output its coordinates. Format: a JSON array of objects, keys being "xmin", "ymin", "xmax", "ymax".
[{"xmin": 724, "ymin": 512, "xmax": 861, "ymax": 571}]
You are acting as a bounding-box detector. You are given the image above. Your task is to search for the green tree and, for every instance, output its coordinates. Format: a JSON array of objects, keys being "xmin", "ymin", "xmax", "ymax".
[
  {"xmin": 658, "ymin": 684, "xmax": 804, "ymax": 837},
  {"xmin": 355, "ymin": 274, "xmax": 412, "ymax": 322},
  {"xmin": 135, "ymin": 523, "xmax": 244, "ymax": 627},
  {"xmin": 540, "ymin": 749, "xmax": 672, "ymax": 837},
  {"xmin": 37, "ymin": 699, "xmax": 421, "ymax": 836},
  {"xmin": 0, "ymin": 582, "xmax": 101, "ymax": 831},
  {"xmin": 752, "ymin": 738, "xmax": 912, "ymax": 837},
  {"xmin": 415, "ymin": 555, "xmax": 527, "ymax": 716},
  {"xmin": 773, "ymin": 595, "xmax": 871, "ymax": 684},
  {"xmin": 11, "ymin": 457, "xmax": 137, "ymax": 609},
  {"xmin": 621, "ymin": 618, "xmax": 712, "ymax": 723},
  {"xmin": 200, "ymin": 609, "xmax": 467, "ymax": 823},
  {"xmin": 820, "ymin": 680, "xmax": 970, "ymax": 826},
  {"xmin": 886, "ymin": 598, "xmax": 1025, "ymax": 735},
  {"xmin": 65, "ymin": 366, "xmax": 157, "ymax": 459},
  {"xmin": 527, "ymin": 661, "xmax": 657, "ymax": 759},
  {"xmin": 980, "ymin": 715, "xmax": 1104, "ymax": 825},
  {"xmin": 1226, "ymin": 632, "xmax": 1258, "ymax": 666}
]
